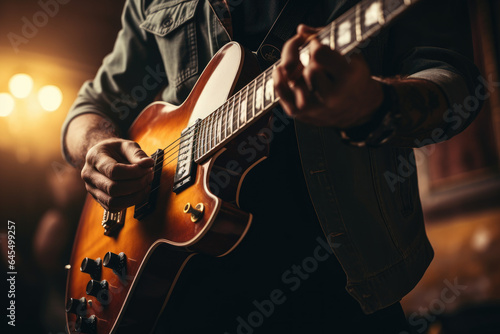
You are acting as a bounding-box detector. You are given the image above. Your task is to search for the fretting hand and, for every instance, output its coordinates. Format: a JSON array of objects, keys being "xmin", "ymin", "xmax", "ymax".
[{"xmin": 273, "ymin": 24, "xmax": 384, "ymax": 129}]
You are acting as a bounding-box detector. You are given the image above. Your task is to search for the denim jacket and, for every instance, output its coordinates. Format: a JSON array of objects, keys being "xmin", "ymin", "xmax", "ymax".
[{"xmin": 62, "ymin": 0, "xmax": 481, "ymax": 313}]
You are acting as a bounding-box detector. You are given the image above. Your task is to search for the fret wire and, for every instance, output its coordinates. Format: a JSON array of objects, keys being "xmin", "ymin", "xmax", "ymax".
[
  {"xmin": 193, "ymin": 122, "xmax": 199, "ymax": 160},
  {"xmin": 222, "ymin": 99, "xmax": 229, "ymax": 141},
  {"xmin": 250, "ymin": 79, "xmax": 256, "ymax": 120},
  {"xmin": 271, "ymin": 63, "xmax": 277, "ymax": 103},
  {"xmin": 247, "ymin": 81, "xmax": 253, "ymax": 123},
  {"xmin": 247, "ymin": 81, "xmax": 253, "ymax": 121},
  {"xmin": 234, "ymin": 89, "xmax": 240, "ymax": 131},
  {"xmin": 197, "ymin": 119, "xmax": 203, "ymax": 158},
  {"xmin": 210, "ymin": 110, "xmax": 215, "ymax": 151},
  {"xmin": 211, "ymin": 108, "xmax": 216, "ymax": 150},
  {"xmin": 264, "ymin": 67, "xmax": 273, "ymax": 109},
  {"xmin": 264, "ymin": 66, "xmax": 275, "ymax": 103},
  {"xmin": 233, "ymin": 93, "xmax": 238, "ymax": 135},
  {"xmin": 261, "ymin": 71, "xmax": 266, "ymax": 112},
  {"xmin": 206, "ymin": 113, "xmax": 211, "ymax": 153},
  {"xmin": 203, "ymin": 113, "xmax": 209, "ymax": 154},
  {"xmin": 224, "ymin": 102, "xmax": 227, "ymax": 139},
  {"xmin": 207, "ymin": 111, "xmax": 212, "ymax": 152},
  {"xmin": 238, "ymin": 86, "xmax": 245, "ymax": 129},
  {"xmin": 237, "ymin": 87, "xmax": 242, "ymax": 129},
  {"xmin": 202, "ymin": 114, "xmax": 208, "ymax": 155},
  {"xmin": 216, "ymin": 107, "xmax": 221, "ymax": 146},
  {"xmin": 229, "ymin": 94, "xmax": 233, "ymax": 137},
  {"xmin": 212, "ymin": 108, "xmax": 217, "ymax": 150},
  {"xmin": 222, "ymin": 102, "xmax": 227, "ymax": 141},
  {"xmin": 217, "ymin": 106, "xmax": 222, "ymax": 144},
  {"xmin": 195, "ymin": 0, "xmax": 416, "ymax": 162},
  {"xmin": 355, "ymin": 3, "xmax": 362, "ymax": 42},
  {"xmin": 218, "ymin": 106, "xmax": 223, "ymax": 143},
  {"xmin": 330, "ymin": 21, "xmax": 335, "ymax": 50},
  {"xmin": 229, "ymin": 95, "xmax": 234, "ymax": 135},
  {"xmin": 256, "ymin": 71, "xmax": 264, "ymax": 114},
  {"xmin": 193, "ymin": 121, "xmax": 199, "ymax": 159},
  {"xmin": 221, "ymin": 104, "xmax": 226, "ymax": 141},
  {"xmin": 203, "ymin": 117, "xmax": 207, "ymax": 157},
  {"xmin": 378, "ymin": 0, "xmax": 386, "ymax": 25},
  {"xmin": 193, "ymin": 123, "xmax": 198, "ymax": 159},
  {"xmin": 227, "ymin": 99, "xmax": 231, "ymax": 137},
  {"xmin": 217, "ymin": 107, "xmax": 222, "ymax": 144},
  {"xmin": 212, "ymin": 108, "xmax": 217, "ymax": 149},
  {"xmin": 242, "ymin": 85, "xmax": 249, "ymax": 129},
  {"xmin": 266, "ymin": 63, "xmax": 274, "ymax": 78},
  {"xmin": 201, "ymin": 117, "xmax": 206, "ymax": 156}
]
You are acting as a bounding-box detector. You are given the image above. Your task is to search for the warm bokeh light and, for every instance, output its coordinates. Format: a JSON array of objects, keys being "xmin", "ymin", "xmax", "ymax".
[
  {"xmin": 0, "ymin": 93, "xmax": 15, "ymax": 117},
  {"xmin": 9, "ymin": 73, "xmax": 34, "ymax": 98},
  {"xmin": 38, "ymin": 85, "xmax": 63, "ymax": 112}
]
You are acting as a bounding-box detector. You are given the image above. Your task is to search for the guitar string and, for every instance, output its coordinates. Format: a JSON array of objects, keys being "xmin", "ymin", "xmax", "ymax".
[
  {"xmin": 128, "ymin": 0, "xmax": 401, "ymax": 212},
  {"xmin": 145, "ymin": 65, "xmax": 270, "ymax": 178},
  {"xmin": 151, "ymin": 20, "xmax": 334, "ymax": 172},
  {"xmin": 137, "ymin": 0, "xmax": 396, "ymax": 180},
  {"xmin": 188, "ymin": 0, "xmax": 390, "ymax": 160},
  {"xmin": 147, "ymin": 49, "xmax": 327, "ymax": 178}
]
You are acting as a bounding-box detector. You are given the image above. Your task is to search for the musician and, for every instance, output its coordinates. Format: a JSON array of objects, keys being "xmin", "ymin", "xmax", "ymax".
[{"xmin": 62, "ymin": 0, "xmax": 481, "ymax": 332}]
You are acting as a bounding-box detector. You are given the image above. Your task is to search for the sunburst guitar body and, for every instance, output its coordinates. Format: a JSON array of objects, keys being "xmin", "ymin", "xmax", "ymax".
[{"xmin": 65, "ymin": 42, "xmax": 270, "ymax": 334}]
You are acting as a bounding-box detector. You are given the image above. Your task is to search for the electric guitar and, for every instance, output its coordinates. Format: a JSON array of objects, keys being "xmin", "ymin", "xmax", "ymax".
[{"xmin": 65, "ymin": 0, "xmax": 421, "ymax": 332}]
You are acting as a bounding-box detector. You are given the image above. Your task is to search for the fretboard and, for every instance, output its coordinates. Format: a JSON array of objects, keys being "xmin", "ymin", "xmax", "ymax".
[{"xmin": 194, "ymin": 0, "xmax": 419, "ymax": 162}]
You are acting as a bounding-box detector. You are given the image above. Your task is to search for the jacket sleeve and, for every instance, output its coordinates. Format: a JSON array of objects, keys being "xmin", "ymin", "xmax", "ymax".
[
  {"xmin": 384, "ymin": 0, "xmax": 482, "ymax": 142},
  {"xmin": 60, "ymin": 0, "xmax": 166, "ymax": 163}
]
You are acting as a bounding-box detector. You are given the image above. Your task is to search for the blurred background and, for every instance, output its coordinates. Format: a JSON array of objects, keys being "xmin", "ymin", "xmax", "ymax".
[
  {"xmin": 0, "ymin": 1, "xmax": 125, "ymax": 332},
  {"xmin": 0, "ymin": 0, "xmax": 498, "ymax": 333},
  {"xmin": 400, "ymin": 1, "xmax": 500, "ymax": 333}
]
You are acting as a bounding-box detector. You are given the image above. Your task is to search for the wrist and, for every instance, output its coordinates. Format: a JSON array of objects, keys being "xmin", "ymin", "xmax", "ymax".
[
  {"xmin": 66, "ymin": 114, "xmax": 119, "ymax": 168},
  {"xmin": 339, "ymin": 80, "xmax": 401, "ymax": 147}
]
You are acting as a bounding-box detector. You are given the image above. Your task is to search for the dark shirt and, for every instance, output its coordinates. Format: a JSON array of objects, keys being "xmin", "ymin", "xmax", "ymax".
[{"xmin": 155, "ymin": 2, "xmax": 409, "ymax": 333}]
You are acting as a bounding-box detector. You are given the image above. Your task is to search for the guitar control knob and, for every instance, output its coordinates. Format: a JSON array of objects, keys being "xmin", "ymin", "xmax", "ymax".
[
  {"xmin": 86, "ymin": 280, "xmax": 109, "ymax": 304},
  {"xmin": 183, "ymin": 203, "xmax": 204, "ymax": 222},
  {"xmin": 103, "ymin": 252, "xmax": 127, "ymax": 275},
  {"xmin": 75, "ymin": 315, "xmax": 97, "ymax": 334},
  {"xmin": 80, "ymin": 257, "xmax": 102, "ymax": 279},
  {"xmin": 66, "ymin": 297, "xmax": 87, "ymax": 315}
]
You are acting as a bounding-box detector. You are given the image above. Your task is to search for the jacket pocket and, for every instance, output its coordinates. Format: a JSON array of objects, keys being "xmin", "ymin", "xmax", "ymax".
[{"xmin": 140, "ymin": 0, "xmax": 199, "ymax": 88}]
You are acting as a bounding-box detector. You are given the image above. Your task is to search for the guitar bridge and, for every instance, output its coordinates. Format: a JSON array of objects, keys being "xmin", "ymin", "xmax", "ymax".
[
  {"xmin": 134, "ymin": 148, "xmax": 164, "ymax": 220},
  {"xmin": 102, "ymin": 210, "xmax": 125, "ymax": 236}
]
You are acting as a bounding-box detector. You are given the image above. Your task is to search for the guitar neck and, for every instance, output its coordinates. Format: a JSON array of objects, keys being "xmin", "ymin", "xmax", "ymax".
[{"xmin": 194, "ymin": 0, "xmax": 419, "ymax": 162}]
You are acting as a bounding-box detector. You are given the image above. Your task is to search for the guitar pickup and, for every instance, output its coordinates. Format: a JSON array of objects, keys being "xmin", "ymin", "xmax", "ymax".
[
  {"xmin": 173, "ymin": 122, "xmax": 199, "ymax": 193},
  {"xmin": 134, "ymin": 148, "xmax": 164, "ymax": 221}
]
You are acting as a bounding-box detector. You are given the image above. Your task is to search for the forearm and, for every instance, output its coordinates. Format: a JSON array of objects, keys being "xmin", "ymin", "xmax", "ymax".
[
  {"xmin": 64, "ymin": 113, "xmax": 120, "ymax": 168},
  {"xmin": 383, "ymin": 77, "xmax": 453, "ymax": 147}
]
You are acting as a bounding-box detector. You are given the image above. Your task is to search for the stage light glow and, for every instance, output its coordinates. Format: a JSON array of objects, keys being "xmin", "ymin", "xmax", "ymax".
[
  {"xmin": 38, "ymin": 85, "xmax": 63, "ymax": 112},
  {"xmin": 0, "ymin": 93, "xmax": 15, "ymax": 117},
  {"xmin": 9, "ymin": 74, "xmax": 34, "ymax": 98}
]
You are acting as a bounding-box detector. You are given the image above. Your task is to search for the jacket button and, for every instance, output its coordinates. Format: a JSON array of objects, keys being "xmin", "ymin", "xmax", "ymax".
[{"xmin": 161, "ymin": 16, "xmax": 173, "ymax": 28}]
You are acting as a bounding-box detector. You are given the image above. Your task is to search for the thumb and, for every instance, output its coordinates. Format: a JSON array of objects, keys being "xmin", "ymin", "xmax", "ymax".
[{"xmin": 120, "ymin": 141, "xmax": 155, "ymax": 167}]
